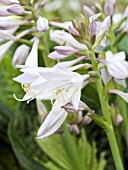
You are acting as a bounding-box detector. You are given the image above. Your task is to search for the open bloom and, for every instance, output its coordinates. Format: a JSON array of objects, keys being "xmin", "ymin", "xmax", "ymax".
[
  {"xmin": 98, "ymin": 51, "xmax": 128, "ymax": 86},
  {"xmin": 37, "ymin": 71, "xmax": 90, "ymax": 139}
]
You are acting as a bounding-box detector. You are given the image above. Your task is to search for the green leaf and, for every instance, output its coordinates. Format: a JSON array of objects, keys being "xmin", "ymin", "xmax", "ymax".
[
  {"xmin": 78, "ymin": 129, "xmax": 106, "ymax": 170},
  {"xmin": 0, "ymin": 54, "xmax": 23, "ymax": 112},
  {"xmin": 37, "ymin": 134, "xmax": 73, "ymax": 170},
  {"xmin": 8, "ymin": 102, "xmax": 48, "ymax": 170}
]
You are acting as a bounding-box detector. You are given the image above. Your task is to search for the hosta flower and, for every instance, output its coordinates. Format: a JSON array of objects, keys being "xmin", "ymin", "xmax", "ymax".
[
  {"xmin": 98, "ymin": 51, "xmax": 128, "ymax": 86},
  {"xmin": 50, "ymin": 30, "xmax": 88, "ymax": 50},
  {"xmin": 49, "ymin": 30, "xmax": 88, "ymax": 60},
  {"xmin": 37, "ymin": 73, "xmax": 90, "ymax": 139}
]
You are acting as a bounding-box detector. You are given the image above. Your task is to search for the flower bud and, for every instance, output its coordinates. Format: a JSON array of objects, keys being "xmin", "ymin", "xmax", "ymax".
[
  {"xmin": 7, "ymin": 4, "xmax": 25, "ymax": 15},
  {"xmin": 83, "ymin": 5, "xmax": 95, "ymax": 16},
  {"xmin": 37, "ymin": 16, "xmax": 49, "ymax": 32},
  {"xmin": 115, "ymin": 114, "xmax": 123, "ymax": 126},
  {"xmin": 88, "ymin": 20, "xmax": 96, "ymax": 44},
  {"xmin": 54, "ymin": 46, "xmax": 79, "ymax": 56},
  {"xmin": 68, "ymin": 26, "xmax": 80, "ymax": 36},
  {"xmin": 48, "ymin": 51, "xmax": 69, "ymax": 60},
  {"xmin": 12, "ymin": 44, "xmax": 30, "ymax": 66},
  {"xmin": 69, "ymin": 124, "xmax": 80, "ymax": 136},
  {"xmin": 0, "ymin": 8, "xmax": 12, "ymax": 16},
  {"xmin": 83, "ymin": 115, "xmax": 92, "ymax": 125},
  {"xmin": 0, "ymin": 20, "xmax": 28, "ymax": 30},
  {"xmin": 97, "ymin": 16, "xmax": 111, "ymax": 38},
  {"xmin": 88, "ymin": 21, "xmax": 96, "ymax": 37},
  {"xmin": 104, "ymin": 1, "xmax": 114, "ymax": 16}
]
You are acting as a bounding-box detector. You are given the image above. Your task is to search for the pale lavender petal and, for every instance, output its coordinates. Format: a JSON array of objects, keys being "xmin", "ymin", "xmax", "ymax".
[
  {"xmin": 37, "ymin": 107, "xmax": 68, "ymax": 139},
  {"xmin": 0, "ymin": 0, "xmax": 19, "ymax": 5},
  {"xmin": 98, "ymin": 58, "xmax": 128, "ymax": 79},
  {"xmin": 108, "ymin": 89, "xmax": 128, "ymax": 103},
  {"xmin": 50, "ymin": 21, "xmax": 72, "ymax": 31},
  {"xmin": 100, "ymin": 67, "xmax": 112, "ymax": 85},
  {"xmin": 0, "ymin": 8, "xmax": 12, "ymax": 16},
  {"xmin": 0, "ymin": 41, "xmax": 13, "ymax": 61}
]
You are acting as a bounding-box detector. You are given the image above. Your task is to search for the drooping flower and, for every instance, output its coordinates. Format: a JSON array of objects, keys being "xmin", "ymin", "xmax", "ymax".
[
  {"xmin": 37, "ymin": 74, "xmax": 89, "ymax": 139},
  {"xmin": 98, "ymin": 51, "xmax": 128, "ymax": 86}
]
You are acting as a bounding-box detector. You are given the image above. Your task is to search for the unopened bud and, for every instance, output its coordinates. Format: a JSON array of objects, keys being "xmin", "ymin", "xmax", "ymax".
[
  {"xmin": 88, "ymin": 71, "xmax": 98, "ymax": 78},
  {"xmin": 116, "ymin": 114, "xmax": 123, "ymax": 126},
  {"xmin": 88, "ymin": 21, "xmax": 96, "ymax": 44},
  {"xmin": 0, "ymin": 8, "xmax": 12, "ymax": 16},
  {"xmin": 54, "ymin": 46, "xmax": 78, "ymax": 56},
  {"xmin": 104, "ymin": 1, "xmax": 114, "ymax": 16},
  {"xmin": 48, "ymin": 51, "xmax": 69, "ymax": 60},
  {"xmin": 37, "ymin": 16, "xmax": 49, "ymax": 32},
  {"xmin": 83, "ymin": 115, "xmax": 92, "ymax": 125},
  {"xmin": 12, "ymin": 44, "xmax": 30, "ymax": 66},
  {"xmin": 83, "ymin": 5, "xmax": 95, "ymax": 16},
  {"xmin": 69, "ymin": 124, "xmax": 80, "ymax": 136},
  {"xmin": 68, "ymin": 26, "xmax": 81, "ymax": 36},
  {"xmin": 88, "ymin": 21, "xmax": 96, "ymax": 37},
  {"xmin": 7, "ymin": 4, "xmax": 25, "ymax": 15}
]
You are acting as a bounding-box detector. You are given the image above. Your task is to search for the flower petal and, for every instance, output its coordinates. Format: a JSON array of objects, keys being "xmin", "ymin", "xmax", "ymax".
[
  {"xmin": 25, "ymin": 38, "xmax": 39, "ymax": 67},
  {"xmin": 37, "ymin": 107, "xmax": 68, "ymax": 139},
  {"xmin": 108, "ymin": 89, "xmax": 128, "ymax": 103}
]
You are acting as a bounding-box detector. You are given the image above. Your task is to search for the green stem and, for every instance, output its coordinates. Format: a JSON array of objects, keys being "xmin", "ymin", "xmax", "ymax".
[
  {"xmin": 117, "ymin": 95, "xmax": 128, "ymax": 148},
  {"xmin": 62, "ymin": 121, "xmax": 83, "ymax": 170},
  {"xmin": 90, "ymin": 52, "xmax": 124, "ymax": 170},
  {"xmin": 41, "ymin": 32, "xmax": 56, "ymax": 67},
  {"xmin": 114, "ymin": 126, "xmax": 124, "ymax": 164}
]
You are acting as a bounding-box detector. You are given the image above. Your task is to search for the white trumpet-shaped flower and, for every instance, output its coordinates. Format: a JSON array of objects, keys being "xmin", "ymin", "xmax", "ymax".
[
  {"xmin": 37, "ymin": 72, "xmax": 89, "ymax": 139},
  {"xmin": 98, "ymin": 51, "xmax": 128, "ymax": 86}
]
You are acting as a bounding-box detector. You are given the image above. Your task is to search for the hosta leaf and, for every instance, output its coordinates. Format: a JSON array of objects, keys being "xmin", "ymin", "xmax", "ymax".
[
  {"xmin": 0, "ymin": 54, "xmax": 23, "ymax": 112},
  {"xmin": 78, "ymin": 129, "xmax": 106, "ymax": 170},
  {"xmin": 8, "ymin": 102, "xmax": 48, "ymax": 170},
  {"xmin": 37, "ymin": 134, "xmax": 73, "ymax": 170}
]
